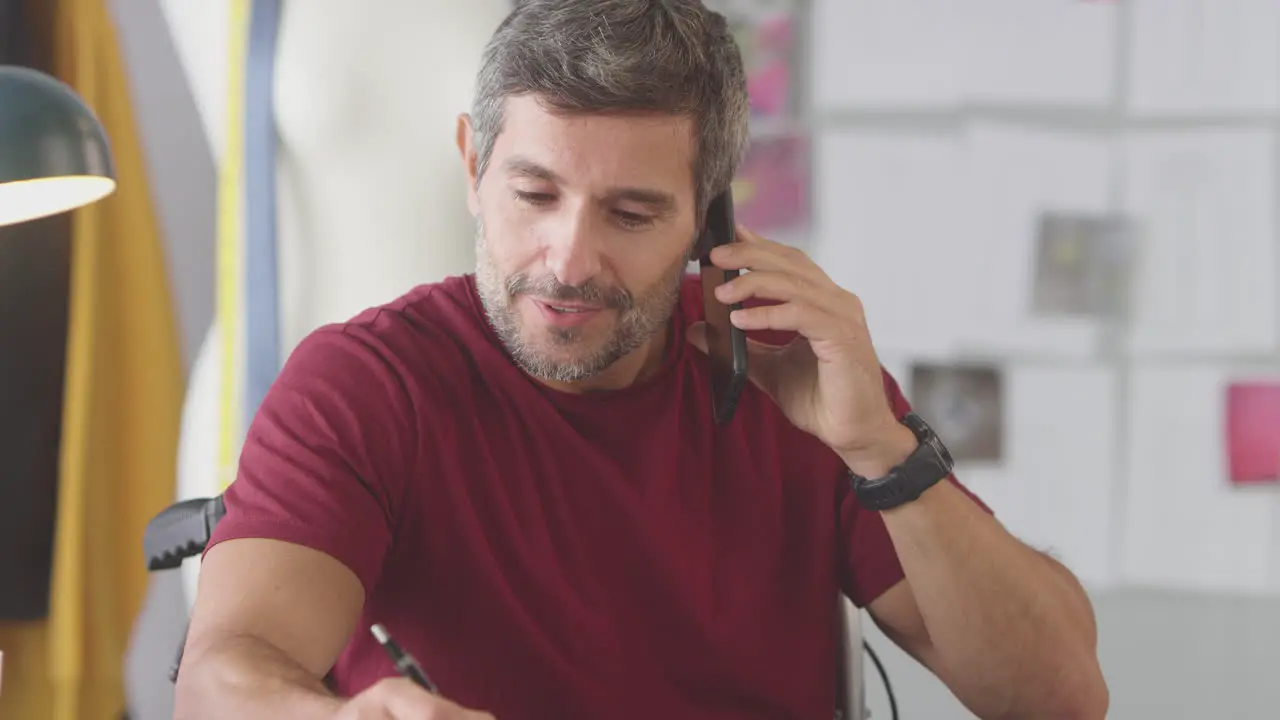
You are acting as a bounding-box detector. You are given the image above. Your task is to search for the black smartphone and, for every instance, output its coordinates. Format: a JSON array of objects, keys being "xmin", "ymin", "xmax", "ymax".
[{"xmin": 698, "ymin": 191, "xmax": 748, "ymax": 425}]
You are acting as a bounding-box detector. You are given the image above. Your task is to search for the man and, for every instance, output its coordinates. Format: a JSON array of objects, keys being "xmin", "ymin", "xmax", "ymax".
[{"xmin": 174, "ymin": 1, "xmax": 1109, "ymax": 718}]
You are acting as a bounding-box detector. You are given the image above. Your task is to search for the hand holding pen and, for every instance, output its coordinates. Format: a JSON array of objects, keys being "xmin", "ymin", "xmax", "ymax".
[
  {"xmin": 329, "ymin": 624, "xmax": 496, "ymax": 720},
  {"xmin": 372, "ymin": 623, "xmax": 440, "ymax": 694}
]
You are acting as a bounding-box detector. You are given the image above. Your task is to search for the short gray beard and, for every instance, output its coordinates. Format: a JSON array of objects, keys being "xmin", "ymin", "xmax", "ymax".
[{"xmin": 474, "ymin": 217, "xmax": 689, "ymax": 383}]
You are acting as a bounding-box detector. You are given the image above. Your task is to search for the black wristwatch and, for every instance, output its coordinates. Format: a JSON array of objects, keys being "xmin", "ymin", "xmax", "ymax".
[{"xmin": 850, "ymin": 412, "xmax": 954, "ymax": 511}]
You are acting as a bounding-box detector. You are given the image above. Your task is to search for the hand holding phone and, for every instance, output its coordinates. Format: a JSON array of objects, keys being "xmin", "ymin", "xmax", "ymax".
[{"xmin": 697, "ymin": 191, "xmax": 749, "ymax": 425}]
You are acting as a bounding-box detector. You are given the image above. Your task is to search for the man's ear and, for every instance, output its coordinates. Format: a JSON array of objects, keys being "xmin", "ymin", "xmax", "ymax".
[{"xmin": 457, "ymin": 113, "xmax": 481, "ymax": 216}]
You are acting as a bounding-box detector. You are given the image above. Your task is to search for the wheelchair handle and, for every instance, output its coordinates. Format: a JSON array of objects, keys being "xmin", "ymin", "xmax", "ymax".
[{"xmin": 143, "ymin": 495, "xmax": 226, "ymax": 571}]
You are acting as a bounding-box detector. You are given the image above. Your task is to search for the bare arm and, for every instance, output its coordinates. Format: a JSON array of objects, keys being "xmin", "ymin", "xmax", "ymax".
[
  {"xmin": 173, "ymin": 538, "xmax": 364, "ymax": 720},
  {"xmin": 864, "ymin": 475, "xmax": 1109, "ymax": 719}
]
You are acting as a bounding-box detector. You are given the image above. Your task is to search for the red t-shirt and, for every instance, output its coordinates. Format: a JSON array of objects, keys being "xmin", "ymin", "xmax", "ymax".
[{"xmin": 207, "ymin": 274, "xmax": 987, "ymax": 718}]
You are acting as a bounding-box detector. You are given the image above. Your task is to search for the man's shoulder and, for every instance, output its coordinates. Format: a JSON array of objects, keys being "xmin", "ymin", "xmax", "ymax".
[
  {"xmin": 307, "ymin": 274, "xmax": 484, "ymax": 354},
  {"xmin": 283, "ymin": 274, "xmax": 492, "ymax": 393},
  {"xmin": 343, "ymin": 274, "xmax": 477, "ymax": 333}
]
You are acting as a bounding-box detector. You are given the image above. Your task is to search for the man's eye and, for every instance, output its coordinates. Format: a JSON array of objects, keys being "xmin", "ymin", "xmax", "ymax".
[
  {"xmin": 514, "ymin": 190, "xmax": 555, "ymax": 206},
  {"xmin": 614, "ymin": 210, "xmax": 654, "ymax": 230}
]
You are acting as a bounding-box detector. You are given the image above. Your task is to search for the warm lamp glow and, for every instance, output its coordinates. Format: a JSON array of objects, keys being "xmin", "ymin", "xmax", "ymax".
[
  {"xmin": 0, "ymin": 176, "xmax": 117, "ymax": 226},
  {"xmin": 0, "ymin": 65, "xmax": 116, "ymax": 228}
]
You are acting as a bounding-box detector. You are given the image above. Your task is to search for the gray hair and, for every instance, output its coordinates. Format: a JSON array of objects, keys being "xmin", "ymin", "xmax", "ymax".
[{"xmin": 470, "ymin": 0, "xmax": 750, "ymax": 218}]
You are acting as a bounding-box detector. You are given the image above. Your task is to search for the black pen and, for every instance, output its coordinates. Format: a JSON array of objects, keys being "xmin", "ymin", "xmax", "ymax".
[{"xmin": 370, "ymin": 623, "xmax": 439, "ymax": 695}]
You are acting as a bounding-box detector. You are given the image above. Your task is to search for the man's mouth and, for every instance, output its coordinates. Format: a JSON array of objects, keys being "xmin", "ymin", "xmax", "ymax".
[
  {"xmin": 530, "ymin": 298, "xmax": 609, "ymax": 326},
  {"xmin": 539, "ymin": 301, "xmax": 604, "ymax": 314}
]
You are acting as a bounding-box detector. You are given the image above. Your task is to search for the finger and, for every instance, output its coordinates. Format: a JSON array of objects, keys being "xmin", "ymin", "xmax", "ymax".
[
  {"xmin": 719, "ymin": 270, "xmax": 855, "ymax": 326},
  {"xmin": 735, "ymin": 222, "xmax": 776, "ymax": 246},
  {"xmin": 685, "ymin": 321, "xmax": 708, "ymax": 353},
  {"xmin": 380, "ymin": 683, "xmax": 434, "ymax": 719},
  {"xmin": 388, "ymin": 694, "xmax": 492, "ymax": 720},
  {"xmin": 378, "ymin": 678, "xmax": 479, "ymax": 719},
  {"xmin": 730, "ymin": 301, "xmax": 851, "ymax": 344},
  {"xmin": 711, "ymin": 238, "xmax": 822, "ymax": 283},
  {"xmin": 709, "ymin": 237, "xmax": 788, "ymax": 271},
  {"xmin": 688, "ymin": 318, "xmax": 793, "ymax": 352},
  {"xmin": 716, "ymin": 268, "xmax": 811, "ymax": 306}
]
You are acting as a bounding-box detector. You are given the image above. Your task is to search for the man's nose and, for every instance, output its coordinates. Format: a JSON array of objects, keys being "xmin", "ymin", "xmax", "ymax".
[{"xmin": 544, "ymin": 207, "xmax": 603, "ymax": 288}]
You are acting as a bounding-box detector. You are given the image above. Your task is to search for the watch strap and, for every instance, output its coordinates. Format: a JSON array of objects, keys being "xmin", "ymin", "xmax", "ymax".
[{"xmin": 850, "ymin": 412, "xmax": 954, "ymax": 511}]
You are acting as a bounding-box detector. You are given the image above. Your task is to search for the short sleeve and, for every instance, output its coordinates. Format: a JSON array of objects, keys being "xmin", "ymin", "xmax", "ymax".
[
  {"xmin": 839, "ymin": 367, "xmax": 993, "ymax": 607},
  {"xmin": 204, "ymin": 323, "xmax": 419, "ymax": 597}
]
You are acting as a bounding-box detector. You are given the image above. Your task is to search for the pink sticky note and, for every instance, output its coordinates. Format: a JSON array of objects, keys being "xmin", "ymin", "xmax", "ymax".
[
  {"xmin": 737, "ymin": 12, "xmax": 794, "ymax": 120},
  {"xmin": 1225, "ymin": 381, "xmax": 1280, "ymax": 485},
  {"xmin": 748, "ymin": 62, "xmax": 790, "ymax": 117},
  {"xmin": 732, "ymin": 134, "xmax": 809, "ymax": 234}
]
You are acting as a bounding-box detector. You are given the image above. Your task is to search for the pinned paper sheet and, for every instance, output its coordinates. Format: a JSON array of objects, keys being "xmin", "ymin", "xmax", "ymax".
[
  {"xmin": 885, "ymin": 353, "xmax": 1120, "ymax": 590},
  {"xmin": 811, "ymin": 0, "xmax": 965, "ymax": 110},
  {"xmin": 881, "ymin": 351, "xmax": 1011, "ymax": 511},
  {"xmin": 742, "ymin": 11, "xmax": 795, "ymax": 120},
  {"xmin": 1127, "ymin": 0, "xmax": 1280, "ymax": 114},
  {"xmin": 1008, "ymin": 365, "xmax": 1119, "ymax": 590},
  {"xmin": 1030, "ymin": 211, "xmax": 1138, "ymax": 321},
  {"xmin": 909, "ymin": 361, "xmax": 1004, "ymax": 464},
  {"xmin": 708, "ymin": 0, "xmax": 799, "ymax": 121},
  {"xmin": 813, "ymin": 131, "xmax": 978, "ymax": 355},
  {"xmin": 965, "ymin": 0, "xmax": 1118, "ymax": 106},
  {"xmin": 1121, "ymin": 130, "xmax": 1278, "ymax": 355},
  {"xmin": 963, "ymin": 124, "xmax": 1117, "ymax": 358},
  {"xmin": 813, "ymin": 0, "xmax": 1117, "ymax": 109},
  {"xmin": 732, "ymin": 133, "xmax": 809, "ymax": 235},
  {"xmin": 1122, "ymin": 365, "xmax": 1276, "ymax": 594}
]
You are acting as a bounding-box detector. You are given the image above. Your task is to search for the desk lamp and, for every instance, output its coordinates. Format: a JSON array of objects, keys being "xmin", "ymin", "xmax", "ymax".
[{"xmin": 0, "ymin": 65, "xmax": 115, "ymax": 227}]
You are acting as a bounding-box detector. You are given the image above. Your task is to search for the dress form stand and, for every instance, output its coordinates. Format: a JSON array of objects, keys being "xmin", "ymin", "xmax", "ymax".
[{"xmin": 160, "ymin": 0, "xmax": 511, "ymax": 605}]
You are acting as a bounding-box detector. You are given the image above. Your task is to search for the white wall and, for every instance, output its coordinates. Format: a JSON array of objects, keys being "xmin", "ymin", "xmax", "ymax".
[
  {"xmin": 810, "ymin": 0, "xmax": 1280, "ymax": 596},
  {"xmin": 808, "ymin": 1, "xmax": 1280, "ymax": 717}
]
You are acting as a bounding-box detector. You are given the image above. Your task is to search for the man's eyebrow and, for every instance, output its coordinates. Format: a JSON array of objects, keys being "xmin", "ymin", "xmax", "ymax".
[
  {"xmin": 503, "ymin": 155, "xmax": 678, "ymax": 214},
  {"xmin": 604, "ymin": 187, "xmax": 677, "ymax": 215},
  {"xmin": 503, "ymin": 156, "xmax": 562, "ymax": 183}
]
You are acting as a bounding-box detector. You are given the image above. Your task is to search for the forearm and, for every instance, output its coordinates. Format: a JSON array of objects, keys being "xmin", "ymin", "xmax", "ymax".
[
  {"xmin": 174, "ymin": 634, "xmax": 345, "ymax": 720},
  {"xmin": 882, "ymin": 480, "xmax": 1107, "ymax": 718}
]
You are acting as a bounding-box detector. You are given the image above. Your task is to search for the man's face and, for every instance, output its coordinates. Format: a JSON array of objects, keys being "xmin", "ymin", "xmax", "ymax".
[{"xmin": 460, "ymin": 95, "xmax": 699, "ymax": 383}]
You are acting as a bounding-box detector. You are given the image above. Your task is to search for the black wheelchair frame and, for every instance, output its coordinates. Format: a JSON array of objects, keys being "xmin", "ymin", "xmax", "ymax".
[{"xmin": 143, "ymin": 495, "xmax": 226, "ymax": 682}]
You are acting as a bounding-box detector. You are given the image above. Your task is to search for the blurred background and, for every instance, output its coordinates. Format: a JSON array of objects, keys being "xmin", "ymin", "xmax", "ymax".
[{"xmin": 1, "ymin": 0, "xmax": 1278, "ymax": 718}]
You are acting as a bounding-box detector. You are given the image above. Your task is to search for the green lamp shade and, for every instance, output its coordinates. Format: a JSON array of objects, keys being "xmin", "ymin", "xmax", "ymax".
[{"xmin": 0, "ymin": 65, "xmax": 116, "ymax": 227}]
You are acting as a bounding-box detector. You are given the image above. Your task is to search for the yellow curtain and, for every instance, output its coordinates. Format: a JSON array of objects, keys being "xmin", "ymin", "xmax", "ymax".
[{"xmin": 0, "ymin": 0, "xmax": 185, "ymax": 717}]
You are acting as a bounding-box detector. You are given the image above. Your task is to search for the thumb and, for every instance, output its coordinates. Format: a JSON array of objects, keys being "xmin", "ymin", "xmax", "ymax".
[
  {"xmin": 431, "ymin": 697, "xmax": 496, "ymax": 720},
  {"xmin": 687, "ymin": 322, "xmax": 785, "ymax": 395},
  {"xmin": 742, "ymin": 336, "xmax": 787, "ymax": 398},
  {"xmin": 685, "ymin": 321, "xmax": 709, "ymax": 354}
]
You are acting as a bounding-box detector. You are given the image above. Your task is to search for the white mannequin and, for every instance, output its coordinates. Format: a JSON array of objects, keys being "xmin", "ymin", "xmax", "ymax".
[{"xmin": 159, "ymin": 0, "xmax": 512, "ymax": 604}]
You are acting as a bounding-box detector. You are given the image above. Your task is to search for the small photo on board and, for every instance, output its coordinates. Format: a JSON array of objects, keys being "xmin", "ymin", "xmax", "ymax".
[
  {"xmin": 1224, "ymin": 381, "xmax": 1280, "ymax": 486},
  {"xmin": 909, "ymin": 362, "xmax": 1004, "ymax": 464},
  {"xmin": 1031, "ymin": 211, "xmax": 1137, "ymax": 320},
  {"xmin": 731, "ymin": 133, "xmax": 809, "ymax": 235}
]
